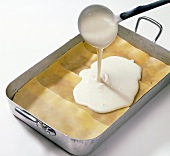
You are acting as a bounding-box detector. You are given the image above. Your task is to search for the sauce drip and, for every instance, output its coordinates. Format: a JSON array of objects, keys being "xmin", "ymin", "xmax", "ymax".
[
  {"xmin": 78, "ymin": 5, "xmax": 119, "ymax": 82},
  {"xmin": 97, "ymin": 48, "xmax": 103, "ymax": 81}
]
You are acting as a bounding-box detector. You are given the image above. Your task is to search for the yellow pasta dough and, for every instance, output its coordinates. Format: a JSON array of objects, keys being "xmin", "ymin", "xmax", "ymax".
[{"xmin": 13, "ymin": 36, "xmax": 170, "ymax": 139}]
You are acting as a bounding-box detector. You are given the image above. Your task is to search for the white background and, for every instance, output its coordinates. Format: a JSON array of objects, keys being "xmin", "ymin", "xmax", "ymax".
[{"xmin": 1, "ymin": 0, "xmax": 170, "ymax": 156}]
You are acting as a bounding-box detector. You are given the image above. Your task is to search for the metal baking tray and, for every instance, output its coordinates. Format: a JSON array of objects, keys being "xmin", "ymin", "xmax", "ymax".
[{"xmin": 6, "ymin": 17, "xmax": 170, "ymax": 155}]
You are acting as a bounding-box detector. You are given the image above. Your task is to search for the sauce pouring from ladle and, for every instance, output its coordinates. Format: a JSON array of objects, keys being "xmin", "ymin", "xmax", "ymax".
[{"xmin": 78, "ymin": 0, "xmax": 170, "ymax": 81}]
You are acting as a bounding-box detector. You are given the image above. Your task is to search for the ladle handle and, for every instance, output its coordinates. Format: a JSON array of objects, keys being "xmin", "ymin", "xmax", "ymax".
[{"xmin": 120, "ymin": 0, "xmax": 170, "ymax": 20}]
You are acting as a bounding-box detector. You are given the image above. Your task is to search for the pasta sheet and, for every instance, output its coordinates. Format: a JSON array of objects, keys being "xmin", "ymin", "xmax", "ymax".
[{"xmin": 13, "ymin": 36, "xmax": 170, "ymax": 139}]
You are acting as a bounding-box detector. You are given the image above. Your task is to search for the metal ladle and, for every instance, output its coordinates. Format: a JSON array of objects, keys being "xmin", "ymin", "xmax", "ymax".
[{"xmin": 78, "ymin": 0, "xmax": 170, "ymax": 48}]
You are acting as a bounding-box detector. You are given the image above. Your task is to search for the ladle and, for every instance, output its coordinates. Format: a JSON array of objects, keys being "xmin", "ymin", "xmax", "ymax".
[{"xmin": 78, "ymin": 0, "xmax": 170, "ymax": 48}]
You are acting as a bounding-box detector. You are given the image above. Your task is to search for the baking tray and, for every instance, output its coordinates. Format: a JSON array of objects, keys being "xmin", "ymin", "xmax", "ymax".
[{"xmin": 6, "ymin": 17, "xmax": 170, "ymax": 155}]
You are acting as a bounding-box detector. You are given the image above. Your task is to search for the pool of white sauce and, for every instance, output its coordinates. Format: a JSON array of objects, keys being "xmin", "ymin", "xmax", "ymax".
[{"xmin": 73, "ymin": 56, "xmax": 141, "ymax": 113}]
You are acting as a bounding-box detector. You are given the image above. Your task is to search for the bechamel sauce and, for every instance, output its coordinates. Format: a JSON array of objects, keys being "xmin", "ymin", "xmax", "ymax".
[
  {"xmin": 97, "ymin": 48, "xmax": 103, "ymax": 81},
  {"xmin": 78, "ymin": 5, "xmax": 119, "ymax": 49},
  {"xmin": 73, "ymin": 56, "xmax": 141, "ymax": 113},
  {"xmin": 73, "ymin": 5, "xmax": 141, "ymax": 113}
]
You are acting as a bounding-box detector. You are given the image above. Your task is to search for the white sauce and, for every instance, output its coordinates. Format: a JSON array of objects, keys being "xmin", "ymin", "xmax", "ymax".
[
  {"xmin": 73, "ymin": 56, "xmax": 141, "ymax": 113},
  {"xmin": 78, "ymin": 5, "xmax": 118, "ymax": 49},
  {"xmin": 96, "ymin": 48, "xmax": 103, "ymax": 81},
  {"xmin": 74, "ymin": 5, "xmax": 142, "ymax": 113}
]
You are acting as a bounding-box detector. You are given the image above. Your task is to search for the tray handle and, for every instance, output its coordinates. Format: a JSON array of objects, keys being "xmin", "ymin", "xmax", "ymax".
[
  {"xmin": 15, "ymin": 107, "xmax": 56, "ymax": 136},
  {"xmin": 135, "ymin": 16, "xmax": 163, "ymax": 42}
]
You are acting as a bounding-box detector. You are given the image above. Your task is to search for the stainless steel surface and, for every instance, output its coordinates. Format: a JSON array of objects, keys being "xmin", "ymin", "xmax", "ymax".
[
  {"xmin": 6, "ymin": 24, "xmax": 170, "ymax": 155},
  {"xmin": 135, "ymin": 16, "xmax": 163, "ymax": 42}
]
